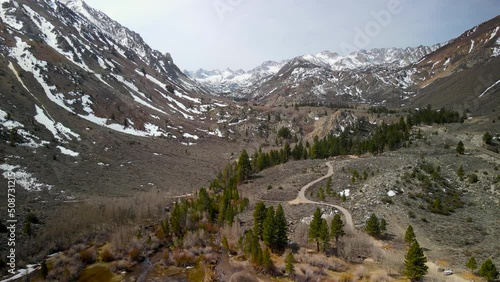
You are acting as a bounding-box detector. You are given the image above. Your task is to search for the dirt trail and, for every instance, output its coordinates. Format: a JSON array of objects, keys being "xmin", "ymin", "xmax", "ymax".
[{"xmin": 289, "ymin": 161, "xmax": 354, "ymax": 228}]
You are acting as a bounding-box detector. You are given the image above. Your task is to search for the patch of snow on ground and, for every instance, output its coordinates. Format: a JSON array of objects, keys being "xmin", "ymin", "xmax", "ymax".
[
  {"xmin": 183, "ymin": 133, "xmax": 199, "ymax": 140},
  {"xmin": 469, "ymin": 40, "xmax": 475, "ymax": 53},
  {"xmin": 340, "ymin": 189, "xmax": 350, "ymax": 197},
  {"xmin": 387, "ymin": 190, "xmax": 396, "ymax": 197},
  {"xmin": 10, "ymin": 37, "xmax": 74, "ymax": 113},
  {"xmin": 0, "ymin": 164, "xmax": 53, "ymax": 192},
  {"xmin": 57, "ymin": 146, "xmax": 79, "ymax": 157},
  {"xmin": 479, "ymin": 79, "xmax": 500, "ymax": 98},
  {"xmin": 0, "ymin": 109, "xmax": 23, "ymax": 129},
  {"xmin": 34, "ymin": 105, "xmax": 80, "ymax": 142},
  {"xmin": 0, "ymin": 264, "xmax": 39, "ymax": 282},
  {"xmin": 0, "ymin": 0, "xmax": 24, "ymax": 30}
]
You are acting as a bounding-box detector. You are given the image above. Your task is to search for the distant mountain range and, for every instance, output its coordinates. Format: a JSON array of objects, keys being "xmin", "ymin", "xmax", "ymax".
[
  {"xmin": 185, "ymin": 45, "xmax": 442, "ymax": 97},
  {"xmin": 186, "ymin": 17, "xmax": 499, "ymax": 108}
]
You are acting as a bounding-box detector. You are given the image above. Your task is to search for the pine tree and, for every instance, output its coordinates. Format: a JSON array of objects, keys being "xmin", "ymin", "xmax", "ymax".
[
  {"xmin": 365, "ymin": 213, "xmax": 381, "ymax": 237},
  {"xmin": 330, "ymin": 214, "xmax": 345, "ymax": 244},
  {"xmin": 483, "ymin": 132, "xmax": 493, "ymax": 144},
  {"xmin": 237, "ymin": 150, "xmax": 252, "ymax": 184},
  {"xmin": 457, "ymin": 165, "xmax": 465, "ymax": 181},
  {"xmin": 325, "ymin": 176, "xmax": 332, "ymax": 195},
  {"xmin": 261, "ymin": 247, "xmax": 274, "ymax": 272},
  {"xmin": 479, "ymin": 259, "xmax": 498, "ymax": 282},
  {"xmin": 253, "ymin": 202, "xmax": 267, "ymax": 239},
  {"xmin": 456, "ymin": 141, "xmax": 465, "ymax": 155},
  {"xmin": 274, "ymin": 204, "xmax": 288, "ymax": 252},
  {"xmin": 262, "ymin": 206, "xmax": 275, "ymax": 248},
  {"xmin": 319, "ymin": 219, "xmax": 330, "ymax": 251},
  {"xmin": 285, "ymin": 252, "xmax": 295, "ymax": 275},
  {"xmin": 308, "ymin": 208, "xmax": 323, "ymax": 252},
  {"xmin": 466, "ymin": 257, "xmax": 477, "ymax": 272},
  {"xmin": 380, "ymin": 218, "xmax": 387, "ymax": 233},
  {"xmin": 405, "ymin": 225, "xmax": 416, "ymax": 246},
  {"xmin": 404, "ymin": 240, "xmax": 428, "ymax": 281}
]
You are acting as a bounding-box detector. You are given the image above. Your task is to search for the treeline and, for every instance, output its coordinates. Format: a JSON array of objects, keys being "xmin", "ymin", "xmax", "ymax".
[
  {"xmin": 295, "ymin": 101, "xmax": 353, "ymax": 109},
  {"xmin": 247, "ymin": 118, "xmax": 410, "ymax": 175},
  {"xmin": 407, "ymin": 105, "xmax": 464, "ymax": 126},
  {"xmin": 368, "ymin": 106, "xmax": 397, "ymax": 115}
]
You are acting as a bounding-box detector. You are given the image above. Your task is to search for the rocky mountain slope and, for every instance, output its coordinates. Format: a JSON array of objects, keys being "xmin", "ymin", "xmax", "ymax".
[
  {"xmin": 410, "ymin": 16, "xmax": 500, "ymax": 115},
  {"xmin": 0, "ymin": 0, "xmax": 244, "ymax": 198}
]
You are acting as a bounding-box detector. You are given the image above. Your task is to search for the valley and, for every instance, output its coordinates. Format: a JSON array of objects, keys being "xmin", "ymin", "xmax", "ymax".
[{"xmin": 0, "ymin": 1, "xmax": 499, "ymax": 281}]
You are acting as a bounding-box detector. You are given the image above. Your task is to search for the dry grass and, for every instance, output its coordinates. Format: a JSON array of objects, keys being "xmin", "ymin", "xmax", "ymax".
[
  {"xmin": 339, "ymin": 273, "xmax": 355, "ymax": 282},
  {"xmin": 370, "ymin": 272, "xmax": 394, "ymax": 282}
]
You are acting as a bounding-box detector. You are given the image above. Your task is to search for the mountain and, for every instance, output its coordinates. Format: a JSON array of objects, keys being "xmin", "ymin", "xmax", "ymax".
[
  {"xmin": 186, "ymin": 46, "xmax": 441, "ymax": 102},
  {"xmin": 190, "ymin": 17, "xmax": 499, "ymax": 109},
  {"xmin": 0, "ymin": 0, "xmax": 240, "ymax": 199},
  {"xmin": 236, "ymin": 46, "xmax": 442, "ymax": 105},
  {"xmin": 0, "ymin": 0, "xmax": 232, "ymax": 139},
  {"xmin": 409, "ymin": 16, "xmax": 500, "ymax": 115},
  {"xmin": 185, "ymin": 60, "xmax": 287, "ymax": 96}
]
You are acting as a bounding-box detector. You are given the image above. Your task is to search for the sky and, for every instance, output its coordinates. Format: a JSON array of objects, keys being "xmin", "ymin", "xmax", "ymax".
[{"xmin": 84, "ymin": 0, "xmax": 499, "ymax": 71}]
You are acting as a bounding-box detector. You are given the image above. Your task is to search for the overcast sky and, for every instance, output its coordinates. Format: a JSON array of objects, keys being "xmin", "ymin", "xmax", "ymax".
[{"xmin": 84, "ymin": 0, "xmax": 499, "ymax": 71}]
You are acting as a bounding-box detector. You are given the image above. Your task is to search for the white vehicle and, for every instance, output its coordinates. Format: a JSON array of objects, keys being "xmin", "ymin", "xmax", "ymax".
[{"xmin": 444, "ymin": 270, "xmax": 453, "ymax": 275}]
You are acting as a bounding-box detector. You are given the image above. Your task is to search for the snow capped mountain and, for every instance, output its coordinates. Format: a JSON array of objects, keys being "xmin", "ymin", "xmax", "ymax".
[
  {"xmin": 185, "ymin": 60, "xmax": 287, "ymax": 95},
  {"xmin": 186, "ymin": 46, "xmax": 441, "ymax": 96},
  {"xmin": 0, "ymin": 0, "xmax": 227, "ymax": 144}
]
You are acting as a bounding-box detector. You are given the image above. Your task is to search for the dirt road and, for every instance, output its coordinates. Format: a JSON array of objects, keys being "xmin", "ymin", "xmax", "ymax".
[{"xmin": 289, "ymin": 161, "xmax": 354, "ymax": 228}]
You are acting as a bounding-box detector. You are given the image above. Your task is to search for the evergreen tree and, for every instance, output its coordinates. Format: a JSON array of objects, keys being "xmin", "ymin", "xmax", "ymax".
[
  {"xmin": 262, "ymin": 206, "xmax": 276, "ymax": 248},
  {"xmin": 285, "ymin": 252, "xmax": 295, "ymax": 275},
  {"xmin": 319, "ymin": 219, "xmax": 330, "ymax": 251},
  {"xmin": 365, "ymin": 213, "xmax": 381, "ymax": 237},
  {"xmin": 325, "ymin": 176, "xmax": 332, "ymax": 195},
  {"xmin": 261, "ymin": 247, "xmax": 274, "ymax": 272},
  {"xmin": 253, "ymin": 202, "xmax": 267, "ymax": 239},
  {"xmin": 380, "ymin": 218, "xmax": 387, "ymax": 233},
  {"xmin": 456, "ymin": 141, "xmax": 465, "ymax": 155},
  {"xmin": 405, "ymin": 225, "xmax": 416, "ymax": 246},
  {"xmin": 308, "ymin": 208, "xmax": 323, "ymax": 252},
  {"xmin": 457, "ymin": 165, "xmax": 465, "ymax": 181},
  {"xmin": 404, "ymin": 240, "xmax": 428, "ymax": 281},
  {"xmin": 479, "ymin": 259, "xmax": 498, "ymax": 282},
  {"xmin": 483, "ymin": 132, "xmax": 493, "ymax": 144},
  {"xmin": 330, "ymin": 214, "xmax": 345, "ymax": 244},
  {"xmin": 466, "ymin": 257, "xmax": 477, "ymax": 272},
  {"xmin": 237, "ymin": 150, "xmax": 252, "ymax": 184},
  {"xmin": 274, "ymin": 204, "xmax": 288, "ymax": 252}
]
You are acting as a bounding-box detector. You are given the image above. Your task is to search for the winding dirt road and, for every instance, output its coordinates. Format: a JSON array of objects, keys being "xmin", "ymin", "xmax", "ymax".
[{"xmin": 289, "ymin": 161, "xmax": 354, "ymax": 228}]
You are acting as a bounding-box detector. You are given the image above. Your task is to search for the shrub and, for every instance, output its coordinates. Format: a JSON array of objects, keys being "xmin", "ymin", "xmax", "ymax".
[
  {"xmin": 26, "ymin": 213, "xmax": 40, "ymax": 224},
  {"xmin": 100, "ymin": 245, "xmax": 114, "ymax": 262},
  {"xmin": 128, "ymin": 247, "xmax": 141, "ymax": 262},
  {"xmin": 468, "ymin": 174, "xmax": 479, "ymax": 184},
  {"xmin": 408, "ymin": 211, "xmax": 416, "ymax": 219},
  {"xmin": 79, "ymin": 247, "xmax": 97, "ymax": 264}
]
